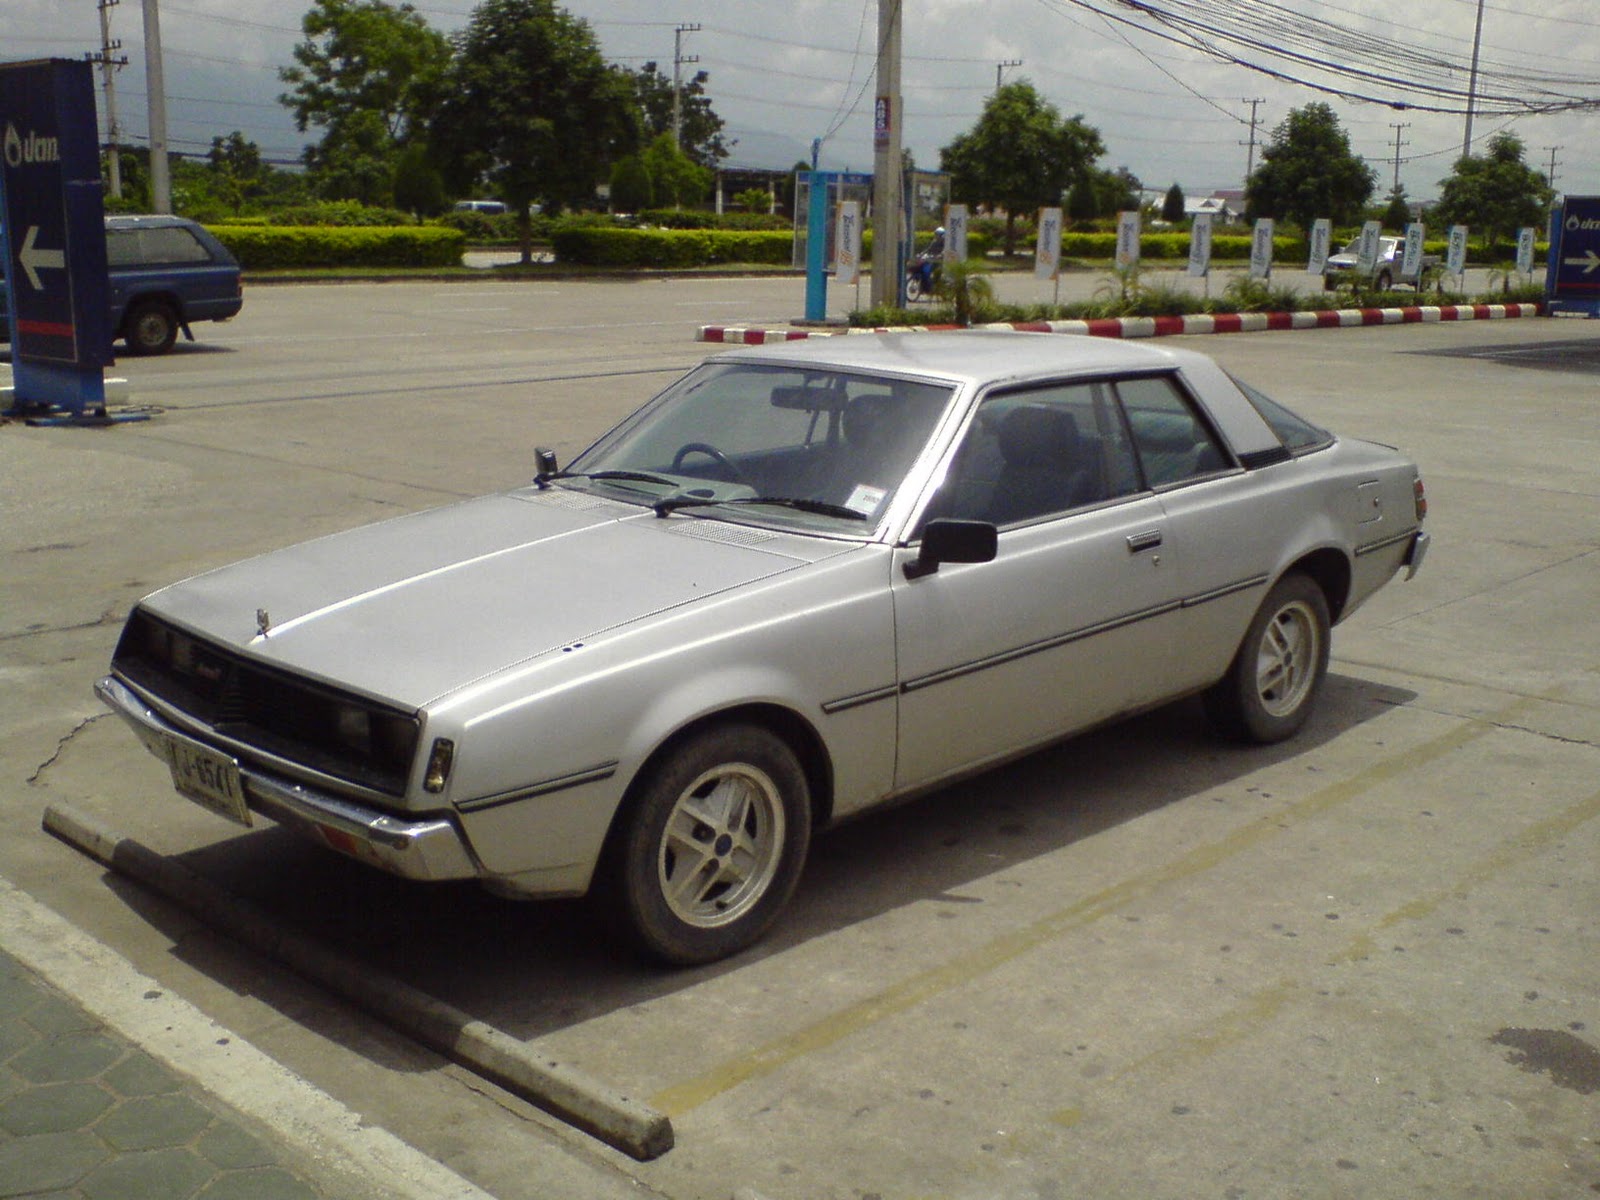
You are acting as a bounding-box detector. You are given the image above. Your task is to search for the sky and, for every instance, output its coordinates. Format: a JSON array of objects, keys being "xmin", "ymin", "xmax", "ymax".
[{"xmin": 4, "ymin": 0, "xmax": 1597, "ymax": 203}]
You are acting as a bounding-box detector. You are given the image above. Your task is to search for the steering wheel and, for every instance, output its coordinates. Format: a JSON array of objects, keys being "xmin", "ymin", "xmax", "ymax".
[{"xmin": 671, "ymin": 442, "xmax": 750, "ymax": 485}]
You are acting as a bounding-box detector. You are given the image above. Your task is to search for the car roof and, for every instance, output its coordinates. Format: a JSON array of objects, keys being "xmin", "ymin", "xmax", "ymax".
[
  {"xmin": 104, "ymin": 214, "xmax": 201, "ymax": 230},
  {"xmin": 714, "ymin": 330, "xmax": 1194, "ymax": 388}
]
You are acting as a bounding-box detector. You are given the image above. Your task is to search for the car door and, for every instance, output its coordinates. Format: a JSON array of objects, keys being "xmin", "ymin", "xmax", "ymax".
[
  {"xmin": 1113, "ymin": 373, "xmax": 1275, "ymax": 693},
  {"xmin": 891, "ymin": 379, "xmax": 1187, "ymax": 793}
]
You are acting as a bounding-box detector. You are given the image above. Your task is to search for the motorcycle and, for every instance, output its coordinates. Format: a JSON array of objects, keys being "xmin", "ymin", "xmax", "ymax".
[{"xmin": 905, "ymin": 253, "xmax": 939, "ymax": 302}]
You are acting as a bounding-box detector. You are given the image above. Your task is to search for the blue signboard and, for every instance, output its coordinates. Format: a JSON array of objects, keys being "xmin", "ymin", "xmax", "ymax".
[
  {"xmin": 0, "ymin": 59, "xmax": 112, "ymax": 373},
  {"xmin": 1548, "ymin": 195, "xmax": 1600, "ymax": 317}
]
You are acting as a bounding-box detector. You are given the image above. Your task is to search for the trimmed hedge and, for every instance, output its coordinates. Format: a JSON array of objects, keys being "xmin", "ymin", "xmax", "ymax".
[
  {"xmin": 552, "ymin": 227, "xmax": 793, "ymax": 267},
  {"xmin": 209, "ymin": 225, "xmax": 466, "ymax": 269},
  {"xmin": 639, "ymin": 209, "xmax": 791, "ymax": 231}
]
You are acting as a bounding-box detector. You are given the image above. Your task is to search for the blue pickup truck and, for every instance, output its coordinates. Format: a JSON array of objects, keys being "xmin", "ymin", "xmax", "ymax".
[{"xmin": 2, "ymin": 214, "xmax": 243, "ymax": 356}]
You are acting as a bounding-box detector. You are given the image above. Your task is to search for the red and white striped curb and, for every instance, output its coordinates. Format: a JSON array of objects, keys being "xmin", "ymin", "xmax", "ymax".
[{"xmin": 698, "ymin": 302, "xmax": 1545, "ymax": 345}]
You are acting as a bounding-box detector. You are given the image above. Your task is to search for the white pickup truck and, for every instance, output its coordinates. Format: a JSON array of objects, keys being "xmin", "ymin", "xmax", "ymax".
[{"xmin": 1322, "ymin": 236, "xmax": 1441, "ymax": 291}]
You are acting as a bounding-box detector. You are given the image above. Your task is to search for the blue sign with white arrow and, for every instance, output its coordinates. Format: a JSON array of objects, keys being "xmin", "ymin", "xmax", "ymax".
[
  {"xmin": 0, "ymin": 59, "xmax": 112, "ymax": 372},
  {"xmin": 1549, "ymin": 195, "xmax": 1600, "ymax": 316}
]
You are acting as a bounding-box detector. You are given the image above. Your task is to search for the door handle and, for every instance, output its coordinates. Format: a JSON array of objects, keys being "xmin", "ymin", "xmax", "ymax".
[{"xmin": 1126, "ymin": 530, "xmax": 1163, "ymax": 553}]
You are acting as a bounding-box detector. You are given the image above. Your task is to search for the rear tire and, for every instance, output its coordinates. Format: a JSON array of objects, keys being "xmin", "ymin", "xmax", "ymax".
[
  {"xmin": 123, "ymin": 299, "xmax": 178, "ymax": 355},
  {"xmin": 609, "ymin": 724, "xmax": 811, "ymax": 966},
  {"xmin": 1205, "ymin": 573, "xmax": 1331, "ymax": 744}
]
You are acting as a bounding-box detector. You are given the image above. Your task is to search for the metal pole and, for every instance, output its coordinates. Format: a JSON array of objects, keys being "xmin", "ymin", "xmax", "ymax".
[
  {"xmin": 1240, "ymin": 98, "xmax": 1265, "ymax": 189},
  {"xmin": 995, "ymin": 59, "xmax": 1021, "ymax": 92},
  {"xmin": 870, "ymin": 0, "xmax": 903, "ymax": 309},
  {"xmin": 1462, "ymin": 0, "xmax": 1485, "ymax": 160},
  {"xmin": 97, "ymin": 0, "xmax": 124, "ymax": 199},
  {"xmin": 672, "ymin": 23, "xmax": 701, "ymax": 151},
  {"xmin": 142, "ymin": 0, "xmax": 171, "ymax": 213}
]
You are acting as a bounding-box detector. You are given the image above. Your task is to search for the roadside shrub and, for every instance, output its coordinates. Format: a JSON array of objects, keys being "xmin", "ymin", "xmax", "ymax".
[
  {"xmin": 638, "ymin": 209, "xmax": 790, "ymax": 231},
  {"xmin": 551, "ymin": 227, "xmax": 792, "ymax": 267},
  {"xmin": 267, "ymin": 201, "xmax": 414, "ymax": 227},
  {"xmin": 210, "ymin": 225, "xmax": 465, "ymax": 269}
]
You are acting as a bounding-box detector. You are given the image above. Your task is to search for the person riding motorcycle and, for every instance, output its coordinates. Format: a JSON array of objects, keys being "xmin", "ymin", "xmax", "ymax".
[{"xmin": 907, "ymin": 227, "xmax": 945, "ymax": 300}]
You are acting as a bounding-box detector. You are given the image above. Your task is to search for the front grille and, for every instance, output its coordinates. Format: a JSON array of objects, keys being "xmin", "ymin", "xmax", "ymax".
[{"xmin": 113, "ymin": 609, "xmax": 420, "ymax": 797}]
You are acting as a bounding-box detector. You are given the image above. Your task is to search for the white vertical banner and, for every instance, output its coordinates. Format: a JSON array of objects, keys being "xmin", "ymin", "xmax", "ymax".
[
  {"xmin": 944, "ymin": 204, "xmax": 969, "ymax": 263},
  {"xmin": 833, "ymin": 200, "xmax": 861, "ymax": 286},
  {"xmin": 1356, "ymin": 220, "xmax": 1382, "ymax": 274},
  {"xmin": 1034, "ymin": 207, "xmax": 1062, "ymax": 281},
  {"xmin": 1447, "ymin": 224, "xmax": 1469, "ymax": 276},
  {"xmin": 1401, "ymin": 222, "xmax": 1426, "ymax": 279},
  {"xmin": 1115, "ymin": 210, "xmax": 1141, "ymax": 269},
  {"xmin": 1307, "ymin": 218, "xmax": 1332, "ymax": 274},
  {"xmin": 1250, "ymin": 218, "xmax": 1275, "ymax": 279},
  {"xmin": 1187, "ymin": 212, "xmax": 1213, "ymax": 278},
  {"xmin": 1516, "ymin": 226, "xmax": 1536, "ymax": 274}
]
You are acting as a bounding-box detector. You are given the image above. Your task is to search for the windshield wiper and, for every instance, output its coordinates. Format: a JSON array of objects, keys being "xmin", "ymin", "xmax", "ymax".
[
  {"xmin": 653, "ymin": 495, "xmax": 870, "ymax": 520},
  {"xmin": 537, "ymin": 468, "xmax": 680, "ymax": 491}
]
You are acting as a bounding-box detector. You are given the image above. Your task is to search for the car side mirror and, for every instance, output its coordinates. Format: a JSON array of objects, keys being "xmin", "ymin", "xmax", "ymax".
[
  {"xmin": 904, "ymin": 518, "xmax": 998, "ymax": 580},
  {"xmin": 533, "ymin": 447, "xmax": 559, "ymax": 487}
]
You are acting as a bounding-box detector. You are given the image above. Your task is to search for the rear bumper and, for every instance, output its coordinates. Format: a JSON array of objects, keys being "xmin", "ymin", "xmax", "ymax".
[
  {"xmin": 1404, "ymin": 529, "xmax": 1430, "ymax": 579},
  {"xmin": 96, "ymin": 675, "xmax": 480, "ymax": 883}
]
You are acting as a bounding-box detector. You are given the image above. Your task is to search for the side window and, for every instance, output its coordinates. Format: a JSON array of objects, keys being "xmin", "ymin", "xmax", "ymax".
[
  {"xmin": 1114, "ymin": 376, "xmax": 1229, "ymax": 488},
  {"xmin": 941, "ymin": 382, "xmax": 1141, "ymax": 527},
  {"xmin": 105, "ymin": 230, "xmax": 140, "ymax": 269}
]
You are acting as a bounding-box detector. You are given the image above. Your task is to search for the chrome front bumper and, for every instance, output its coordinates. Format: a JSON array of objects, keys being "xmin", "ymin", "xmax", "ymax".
[{"xmin": 96, "ymin": 675, "xmax": 480, "ymax": 883}]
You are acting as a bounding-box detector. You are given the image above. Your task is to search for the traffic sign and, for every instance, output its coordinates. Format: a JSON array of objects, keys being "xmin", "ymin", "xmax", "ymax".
[
  {"xmin": 0, "ymin": 59, "xmax": 112, "ymax": 372},
  {"xmin": 1548, "ymin": 196, "xmax": 1600, "ymax": 315}
]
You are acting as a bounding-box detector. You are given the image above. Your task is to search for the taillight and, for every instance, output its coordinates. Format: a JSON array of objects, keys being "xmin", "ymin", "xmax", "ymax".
[{"xmin": 1413, "ymin": 476, "xmax": 1427, "ymax": 522}]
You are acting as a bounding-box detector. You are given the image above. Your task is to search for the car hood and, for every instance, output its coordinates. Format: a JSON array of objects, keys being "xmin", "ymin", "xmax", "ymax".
[{"xmin": 138, "ymin": 489, "xmax": 852, "ymax": 708}]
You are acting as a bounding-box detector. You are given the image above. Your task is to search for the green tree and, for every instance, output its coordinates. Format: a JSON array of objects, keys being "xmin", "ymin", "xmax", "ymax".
[
  {"xmin": 940, "ymin": 80, "xmax": 1105, "ymax": 254},
  {"xmin": 279, "ymin": 0, "xmax": 450, "ymax": 204},
  {"xmin": 1087, "ymin": 166, "xmax": 1141, "ymax": 219},
  {"xmin": 630, "ymin": 62, "xmax": 731, "ymax": 170},
  {"xmin": 609, "ymin": 155, "xmax": 653, "ymax": 212},
  {"xmin": 1065, "ymin": 175, "xmax": 1098, "ymax": 224},
  {"xmin": 1246, "ymin": 102, "xmax": 1375, "ymax": 231},
  {"xmin": 392, "ymin": 142, "xmax": 446, "ymax": 215},
  {"xmin": 1162, "ymin": 182, "xmax": 1185, "ymax": 223},
  {"xmin": 206, "ymin": 132, "xmax": 270, "ymax": 213},
  {"xmin": 641, "ymin": 132, "xmax": 711, "ymax": 209},
  {"xmin": 1380, "ymin": 186, "xmax": 1411, "ymax": 230},
  {"xmin": 433, "ymin": 0, "xmax": 641, "ymax": 261},
  {"xmin": 1434, "ymin": 133, "xmax": 1552, "ymax": 249}
]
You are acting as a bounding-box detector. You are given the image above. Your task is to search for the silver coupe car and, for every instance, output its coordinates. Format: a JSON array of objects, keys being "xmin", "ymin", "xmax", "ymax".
[{"xmin": 98, "ymin": 332, "xmax": 1428, "ymax": 964}]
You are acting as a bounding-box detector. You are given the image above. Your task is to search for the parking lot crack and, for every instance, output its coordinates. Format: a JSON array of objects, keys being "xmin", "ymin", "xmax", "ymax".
[{"xmin": 28, "ymin": 713, "xmax": 112, "ymax": 785}]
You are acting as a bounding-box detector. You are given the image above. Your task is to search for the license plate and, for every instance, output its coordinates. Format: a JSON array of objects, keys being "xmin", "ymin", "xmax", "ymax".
[{"xmin": 165, "ymin": 736, "xmax": 252, "ymax": 827}]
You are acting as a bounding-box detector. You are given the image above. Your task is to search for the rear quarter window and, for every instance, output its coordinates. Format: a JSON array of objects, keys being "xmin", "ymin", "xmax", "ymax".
[{"xmin": 1232, "ymin": 377, "xmax": 1333, "ymax": 454}]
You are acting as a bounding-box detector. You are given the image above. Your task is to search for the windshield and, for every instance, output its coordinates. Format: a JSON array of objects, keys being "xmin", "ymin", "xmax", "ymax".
[{"xmin": 562, "ymin": 362, "xmax": 957, "ymax": 533}]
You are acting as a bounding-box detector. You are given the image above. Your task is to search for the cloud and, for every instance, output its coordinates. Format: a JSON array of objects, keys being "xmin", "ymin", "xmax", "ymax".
[{"xmin": 2, "ymin": 0, "xmax": 1594, "ymax": 196}]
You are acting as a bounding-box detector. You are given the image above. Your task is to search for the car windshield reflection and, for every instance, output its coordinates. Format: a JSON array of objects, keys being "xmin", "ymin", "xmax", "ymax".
[{"xmin": 563, "ymin": 363, "xmax": 956, "ymax": 532}]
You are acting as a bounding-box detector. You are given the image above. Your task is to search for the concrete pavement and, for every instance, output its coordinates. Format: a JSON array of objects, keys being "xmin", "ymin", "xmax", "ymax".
[{"xmin": 4, "ymin": 281, "xmax": 1599, "ymax": 1199}]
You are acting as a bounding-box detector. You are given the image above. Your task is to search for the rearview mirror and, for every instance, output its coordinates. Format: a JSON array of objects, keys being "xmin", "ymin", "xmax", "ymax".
[{"xmin": 904, "ymin": 519, "xmax": 998, "ymax": 580}]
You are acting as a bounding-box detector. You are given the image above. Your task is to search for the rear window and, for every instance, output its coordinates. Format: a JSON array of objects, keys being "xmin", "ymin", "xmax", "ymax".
[{"xmin": 1232, "ymin": 377, "xmax": 1332, "ymax": 454}]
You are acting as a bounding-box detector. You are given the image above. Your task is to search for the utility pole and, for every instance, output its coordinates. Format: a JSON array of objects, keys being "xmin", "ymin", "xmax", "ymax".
[
  {"xmin": 1239, "ymin": 98, "xmax": 1265, "ymax": 190},
  {"xmin": 142, "ymin": 0, "xmax": 171, "ymax": 213},
  {"xmin": 93, "ymin": 0, "xmax": 128, "ymax": 199},
  {"xmin": 672, "ymin": 23, "xmax": 701, "ymax": 151},
  {"xmin": 1462, "ymin": 0, "xmax": 1486, "ymax": 159},
  {"xmin": 1388, "ymin": 122, "xmax": 1410, "ymax": 193},
  {"xmin": 1544, "ymin": 145, "xmax": 1562, "ymax": 195},
  {"xmin": 870, "ymin": 0, "xmax": 903, "ymax": 309},
  {"xmin": 995, "ymin": 59, "xmax": 1021, "ymax": 92}
]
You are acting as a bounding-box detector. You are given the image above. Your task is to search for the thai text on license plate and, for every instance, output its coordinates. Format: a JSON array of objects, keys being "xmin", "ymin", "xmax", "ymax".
[{"xmin": 166, "ymin": 737, "xmax": 252, "ymax": 827}]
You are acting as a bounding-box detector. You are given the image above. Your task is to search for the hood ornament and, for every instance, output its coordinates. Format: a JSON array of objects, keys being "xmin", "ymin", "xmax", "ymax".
[{"xmin": 256, "ymin": 608, "xmax": 271, "ymax": 638}]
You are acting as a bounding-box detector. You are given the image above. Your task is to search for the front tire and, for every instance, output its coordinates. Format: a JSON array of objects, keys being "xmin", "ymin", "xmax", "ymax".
[
  {"xmin": 123, "ymin": 299, "xmax": 179, "ymax": 355},
  {"xmin": 1205, "ymin": 573, "xmax": 1331, "ymax": 744},
  {"xmin": 611, "ymin": 724, "xmax": 811, "ymax": 965}
]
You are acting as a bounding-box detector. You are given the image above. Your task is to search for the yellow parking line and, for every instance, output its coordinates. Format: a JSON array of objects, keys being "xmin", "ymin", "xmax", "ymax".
[{"xmin": 652, "ymin": 707, "xmax": 1523, "ymax": 1116}]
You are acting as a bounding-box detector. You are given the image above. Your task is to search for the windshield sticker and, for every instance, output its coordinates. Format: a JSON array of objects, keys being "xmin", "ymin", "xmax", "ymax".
[{"xmin": 845, "ymin": 485, "xmax": 886, "ymax": 515}]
